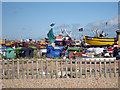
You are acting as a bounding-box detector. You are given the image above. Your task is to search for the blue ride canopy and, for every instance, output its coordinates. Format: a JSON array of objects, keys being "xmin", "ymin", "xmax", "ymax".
[{"xmin": 46, "ymin": 46, "xmax": 64, "ymax": 58}]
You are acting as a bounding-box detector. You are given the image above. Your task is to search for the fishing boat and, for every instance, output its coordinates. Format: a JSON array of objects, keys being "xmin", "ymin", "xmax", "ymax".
[
  {"xmin": 84, "ymin": 35, "xmax": 116, "ymax": 46},
  {"xmin": 54, "ymin": 35, "xmax": 76, "ymax": 46}
]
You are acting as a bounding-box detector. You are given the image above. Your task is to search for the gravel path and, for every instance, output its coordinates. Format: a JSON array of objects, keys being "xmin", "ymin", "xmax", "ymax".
[{"xmin": 2, "ymin": 76, "xmax": 118, "ymax": 88}]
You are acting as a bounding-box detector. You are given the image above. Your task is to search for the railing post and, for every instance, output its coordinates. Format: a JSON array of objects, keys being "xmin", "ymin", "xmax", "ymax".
[
  {"xmin": 89, "ymin": 59, "xmax": 92, "ymax": 77},
  {"xmin": 17, "ymin": 58, "xmax": 19, "ymax": 79},
  {"xmin": 99, "ymin": 59, "xmax": 102, "ymax": 77},
  {"xmin": 7, "ymin": 59, "xmax": 10, "ymax": 79},
  {"xmin": 36, "ymin": 59, "xmax": 39, "ymax": 79},
  {"xmin": 22, "ymin": 58, "xmax": 24, "ymax": 79},
  {"xmin": 41, "ymin": 59, "xmax": 43, "ymax": 78},
  {"xmin": 51, "ymin": 60, "xmax": 53, "ymax": 78},
  {"xmin": 56, "ymin": 59, "xmax": 58, "ymax": 78},
  {"xmin": 75, "ymin": 59, "xmax": 78, "ymax": 78},
  {"xmin": 60, "ymin": 60, "xmax": 63, "ymax": 78},
  {"xmin": 94, "ymin": 59, "xmax": 97, "ymax": 78},
  {"xmin": 31, "ymin": 58, "xmax": 34, "ymax": 79},
  {"xmin": 109, "ymin": 59, "xmax": 111, "ymax": 78},
  {"xmin": 104, "ymin": 59, "xmax": 107, "ymax": 78},
  {"xmin": 65, "ymin": 59, "xmax": 68, "ymax": 78},
  {"xmin": 46, "ymin": 59, "xmax": 48, "ymax": 78},
  {"xmin": 118, "ymin": 60, "xmax": 120, "ymax": 77},
  {"xmin": 70, "ymin": 59, "xmax": 72, "ymax": 78},
  {"xmin": 12, "ymin": 59, "xmax": 14, "ymax": 79},
  {"xmin": 26, "ymin": 59, "xmax": 29, "ymax": 79},
  {"xmin": 2, "ymin": 59, "xmax": 5, "ymax": 79},
  {"xmin": 114, "ymin": 59, "xmax": 116, "ymax": 77},
  {"xmin": 85, "ymin": 59, "xmax": 87, "ymax": 78},
  {"xmin": 80, "ymin": 60, "xmax": 82, "ymax": 78}
]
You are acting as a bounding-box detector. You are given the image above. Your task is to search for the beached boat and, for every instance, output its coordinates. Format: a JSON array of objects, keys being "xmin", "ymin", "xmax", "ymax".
[
  {"xmin": 84, "ymin": 35, "xmax": 115, "ymax": 46},
  {"xmin": 54, "ymin": 35, "xmax": 76, "ymax": 46}
]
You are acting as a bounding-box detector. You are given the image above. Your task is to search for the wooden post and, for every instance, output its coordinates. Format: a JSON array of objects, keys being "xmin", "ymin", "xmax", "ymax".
[
  {"xmin": 31, "ymin": 59, "xmax": 34, "ymax": 79},
  {"xmin": 22, "ymin": 59, "xmax": 24, "ymax": 79},
  {"xmin": 119, "ymin": 60, "xmax": 120, "ymax": 77},
  {"xmin": 89, "ymin": 59, "xmax": 92, "ymax": 77},
  {"xmin": 0, "ymin": 59, "xmax": 2, "ymax": 79},
  {"xmin": 75, "ymin": 60, "xmax": 77, "ymax": 78},
  {"xmin": 109, "ymin": 59, "xmax": 111, "ymax": 78},
  {"xmin": 60, "ymin": 60, "xmax": 63, "ymax": 78},
  {"xmin": 80, "ymin": 60, "xmax": 82, "ymax": 78},
  {"xmin": 41, "ymin": 59, "xmax": 43, "ymax": 78},
  {"xmin": 7, "ymin": 59, "xmax": 10, "ymax": 79},
  {"xmin": 2, "ymin": 59, "xmax": 5, "ymax": 79},
  {"xmin": 51, "ymin": 60, "xmax": 53, "ymax": 78},
  {"xmin": 56, "ymin": 60, "xmax": 58, "ymax": 78},
  {"xmin": 94, "ymin": 59, "xmax": 97, "ymax": 78},
  {"xmin": 17, "ymin": 59, "xmax": 19, "ymax": 79},
  {"xmin": 70, "ymin": 59, "xmax": 72, "ymax": 78},
  {"xmin": 12, "ymin": 59, "xmax": 15, "ymax": 79},
  {"xmin": 46, "ymin": 60, "xmax": 48, "ymax": 78},
  {"xmin": 99, "ymin": 59, "xmax": 102, "ymax": 77},
  {"xmin": 26, "ymin": 59, "xmax": 29, "ymax": 79},
  {"xmin": 85, "ymin": 59, "xmax": 87, "ymax": 78},
  {"xmin": 36, "ymin": 59, "xmax": 39, "ymax": 79},
  {"xmin": 114, "ymin": 59, "xmax": 116, "ymax": 77},
  {"xmin": 104, "ymin": 59, "xmax": 107, "ymax": 78},
  {"xmin": 65, "ymin": 59, "xmax": 68, "ymax": 77}
]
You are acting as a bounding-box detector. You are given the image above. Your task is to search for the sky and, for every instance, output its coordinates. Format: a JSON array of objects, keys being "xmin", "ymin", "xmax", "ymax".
[{"xmin": 2, "ymin": 2, "xmax": 118, "ymax": 40}]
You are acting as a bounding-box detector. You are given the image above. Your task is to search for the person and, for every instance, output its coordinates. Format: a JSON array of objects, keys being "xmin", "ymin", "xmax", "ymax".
[
  {"xmin": 35, "ymin": 49, "xmax": 41, "ymax": 57},
  {"xmin": 99, "ymin": 30, "xmax": 105, "ymax": 37},
  {"xmin": 64, "ymin": 49, "xmax": 68, "ymax": 60},
  {"xmin": 105, "ymin": 33, "xmax": 108, "ymax": 38},
  {"xmin": 95, "ymin": 29, "xmax": 99, "ymax": 37},
  {"xmin": 68, "ymin": 37, "xmax": 72, "ymax": 47},
  {"xmin": 113, "ymin": 47, "xmax": 118, "ymax": 57},
  {"xmin": 62, "ymin": 38, "xmax": 66, "ymax": 46},
  {"xmin": 61, "ymin": 47, "xmax": 66, "ymax": 57},
  {"xmin": 92, "ymin": 29, "xmax": 99, "ymax": 37}
]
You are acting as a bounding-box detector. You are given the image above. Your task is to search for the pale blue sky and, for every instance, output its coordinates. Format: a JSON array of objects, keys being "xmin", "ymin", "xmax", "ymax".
[{"xmin": 2, "ymin": 2, "xmax": 118, "ymax": 40}]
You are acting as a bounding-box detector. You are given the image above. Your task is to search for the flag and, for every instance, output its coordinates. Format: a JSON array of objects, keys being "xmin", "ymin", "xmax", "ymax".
[
  {"xmin": 106, "ymin": 22, "xmax": 108, "ymax": 25},
  {"xmin": 47, "ymin": 28, "xmax": 56, "ymax": 43},
  {"xmin": 50, "ymin": 23, "xmax": 55, "ymax": 27}
]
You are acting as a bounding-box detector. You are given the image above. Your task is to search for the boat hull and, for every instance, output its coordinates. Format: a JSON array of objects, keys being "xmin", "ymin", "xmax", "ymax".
[{"xmin": 84, "ymin": 35, "xmax": 115, "ymax": 46}]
